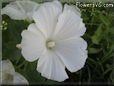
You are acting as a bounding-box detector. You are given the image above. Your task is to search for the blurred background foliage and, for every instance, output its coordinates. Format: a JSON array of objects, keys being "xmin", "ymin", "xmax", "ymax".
[{"xmin": 2, "ymin": 0, "xmax": 114, "ymax": 85}]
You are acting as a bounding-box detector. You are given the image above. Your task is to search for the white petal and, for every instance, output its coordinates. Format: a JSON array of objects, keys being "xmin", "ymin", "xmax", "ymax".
[
  {"xmin": 64, "ymin": 4, "xmax": 81, "ymax": 16},
  {"xmin": 0, "ymin": 60, "xmax": 15, "ymax": 75},
  {"xmin": 37, "ymin": 50, "xmax": 68, "ymax": 82},
  {"xmin": 33, "ymin": 0, "xmax": 62, "ymax": 38},
  {"xmin": 53, "ymin": 10, "xmax": 86, "ymax": 40},
  {"xmin": 2, "ymin": 0, "xmax": 39, "ymax": 20},
  {"xmin": 55, "ymin": 37, "xmax": 87, "ymax": 72},
  {"xmin": 0, "ymin": 60, "xmax": 15, "ymax": 84},
  {"xmin": 21, "ymin": 24, "xmax": 45, "ymax": 62},
  {"xmin": 13, "ymin": 72, "xmax": 28, "ymax": 84},
  {"xmin": 16, "ymin": 0, "xmax": 40, "ymax": 20},
  {"xmin": 27, "ymin": 23, "xmax": 45, "ymax": 38},
  {"xmin": 1, "ymin": 4, "xmax": 26, "ymax": 20}
]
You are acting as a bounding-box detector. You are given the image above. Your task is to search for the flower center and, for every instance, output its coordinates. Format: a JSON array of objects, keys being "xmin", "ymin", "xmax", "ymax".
[
  {"xmin": 46, "ymin": 40, "xmax": 56, "ymax": 49},
  {"xmin": 4, "ymin": 73, "xmax": 13, "ymax": 81}
]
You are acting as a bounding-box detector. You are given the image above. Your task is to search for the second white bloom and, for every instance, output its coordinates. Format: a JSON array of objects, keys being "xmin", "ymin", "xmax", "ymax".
[
  {"xmin": 0, "ymin": 60, "xmax": 28, "ymax": 84},
  {"xmin": 21, "ymin": 1, "xmax": 87, "ymax": 82},
  {"xmin": 1, "ymin": 0, "xmax": 40, "ymax": 21}
]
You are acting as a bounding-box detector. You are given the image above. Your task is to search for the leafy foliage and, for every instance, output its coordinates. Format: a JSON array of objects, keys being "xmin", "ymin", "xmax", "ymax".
[{"xmin": 2, "ymin": 0, "xmax": 114, "ymax": 85}]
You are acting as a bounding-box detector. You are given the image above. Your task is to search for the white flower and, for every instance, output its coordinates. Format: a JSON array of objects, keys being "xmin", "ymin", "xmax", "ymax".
[
  {"xmin": 1, "ymin": 0, "xmax": 40, "ymax": 21},
  {"xmin": 0, "ymin": 60, "xmax": 28, "ymax": 84},
  {"xmin": 21, "ymin": 1, "xmax": 87, "ymax": 82}
]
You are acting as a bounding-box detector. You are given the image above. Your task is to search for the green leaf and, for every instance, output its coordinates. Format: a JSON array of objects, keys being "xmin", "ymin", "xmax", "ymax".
[
  {"xmin": 91, "ymin": 24, "xmax": 104, "ymax": 44},
  {"xmin": 99, "ymin": 13, "xmax": 110, "ymax": 26},
  {"xmin": 45, "ymin": 79, "xmax": 59, "ymax": 84},
  {"xmin": 88, "ymin": 47, "xmax": 101, "ymax": 54}
]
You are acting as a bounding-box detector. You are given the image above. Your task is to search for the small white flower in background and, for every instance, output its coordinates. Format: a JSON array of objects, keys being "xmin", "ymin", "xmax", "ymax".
[
  {"xmin": 0, "ymin": 60, "xmax": 28, "ymax": 84},
  {"xmin": 21, "ymin": 1, "xmax": 88, "ymax": 82},
  {"xmin": 1, "ymin": 0, "xmax": 40, "ymax": 21}
]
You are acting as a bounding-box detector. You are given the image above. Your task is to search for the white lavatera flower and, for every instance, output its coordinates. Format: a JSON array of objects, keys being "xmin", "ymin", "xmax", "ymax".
[
  {"xmin": 0, "ymin": 60, "xmax": 28, "ymax": 84},
  {"xmin": 21, "ymin": 0, "xmax": 88, "ymax": 82},
  {"xmin": 1, "ymin": 0, "xmax": 40, "ymax": 20}
]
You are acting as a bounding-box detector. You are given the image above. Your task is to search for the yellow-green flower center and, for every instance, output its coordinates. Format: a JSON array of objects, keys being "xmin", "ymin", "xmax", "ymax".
[
  {"xmin": 46, "ymin": 40, "xmax": 56, "ymax": 49},
  {"xmin": 4, "ymin": 73, "xmax": 13, "ymax": 81}
]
